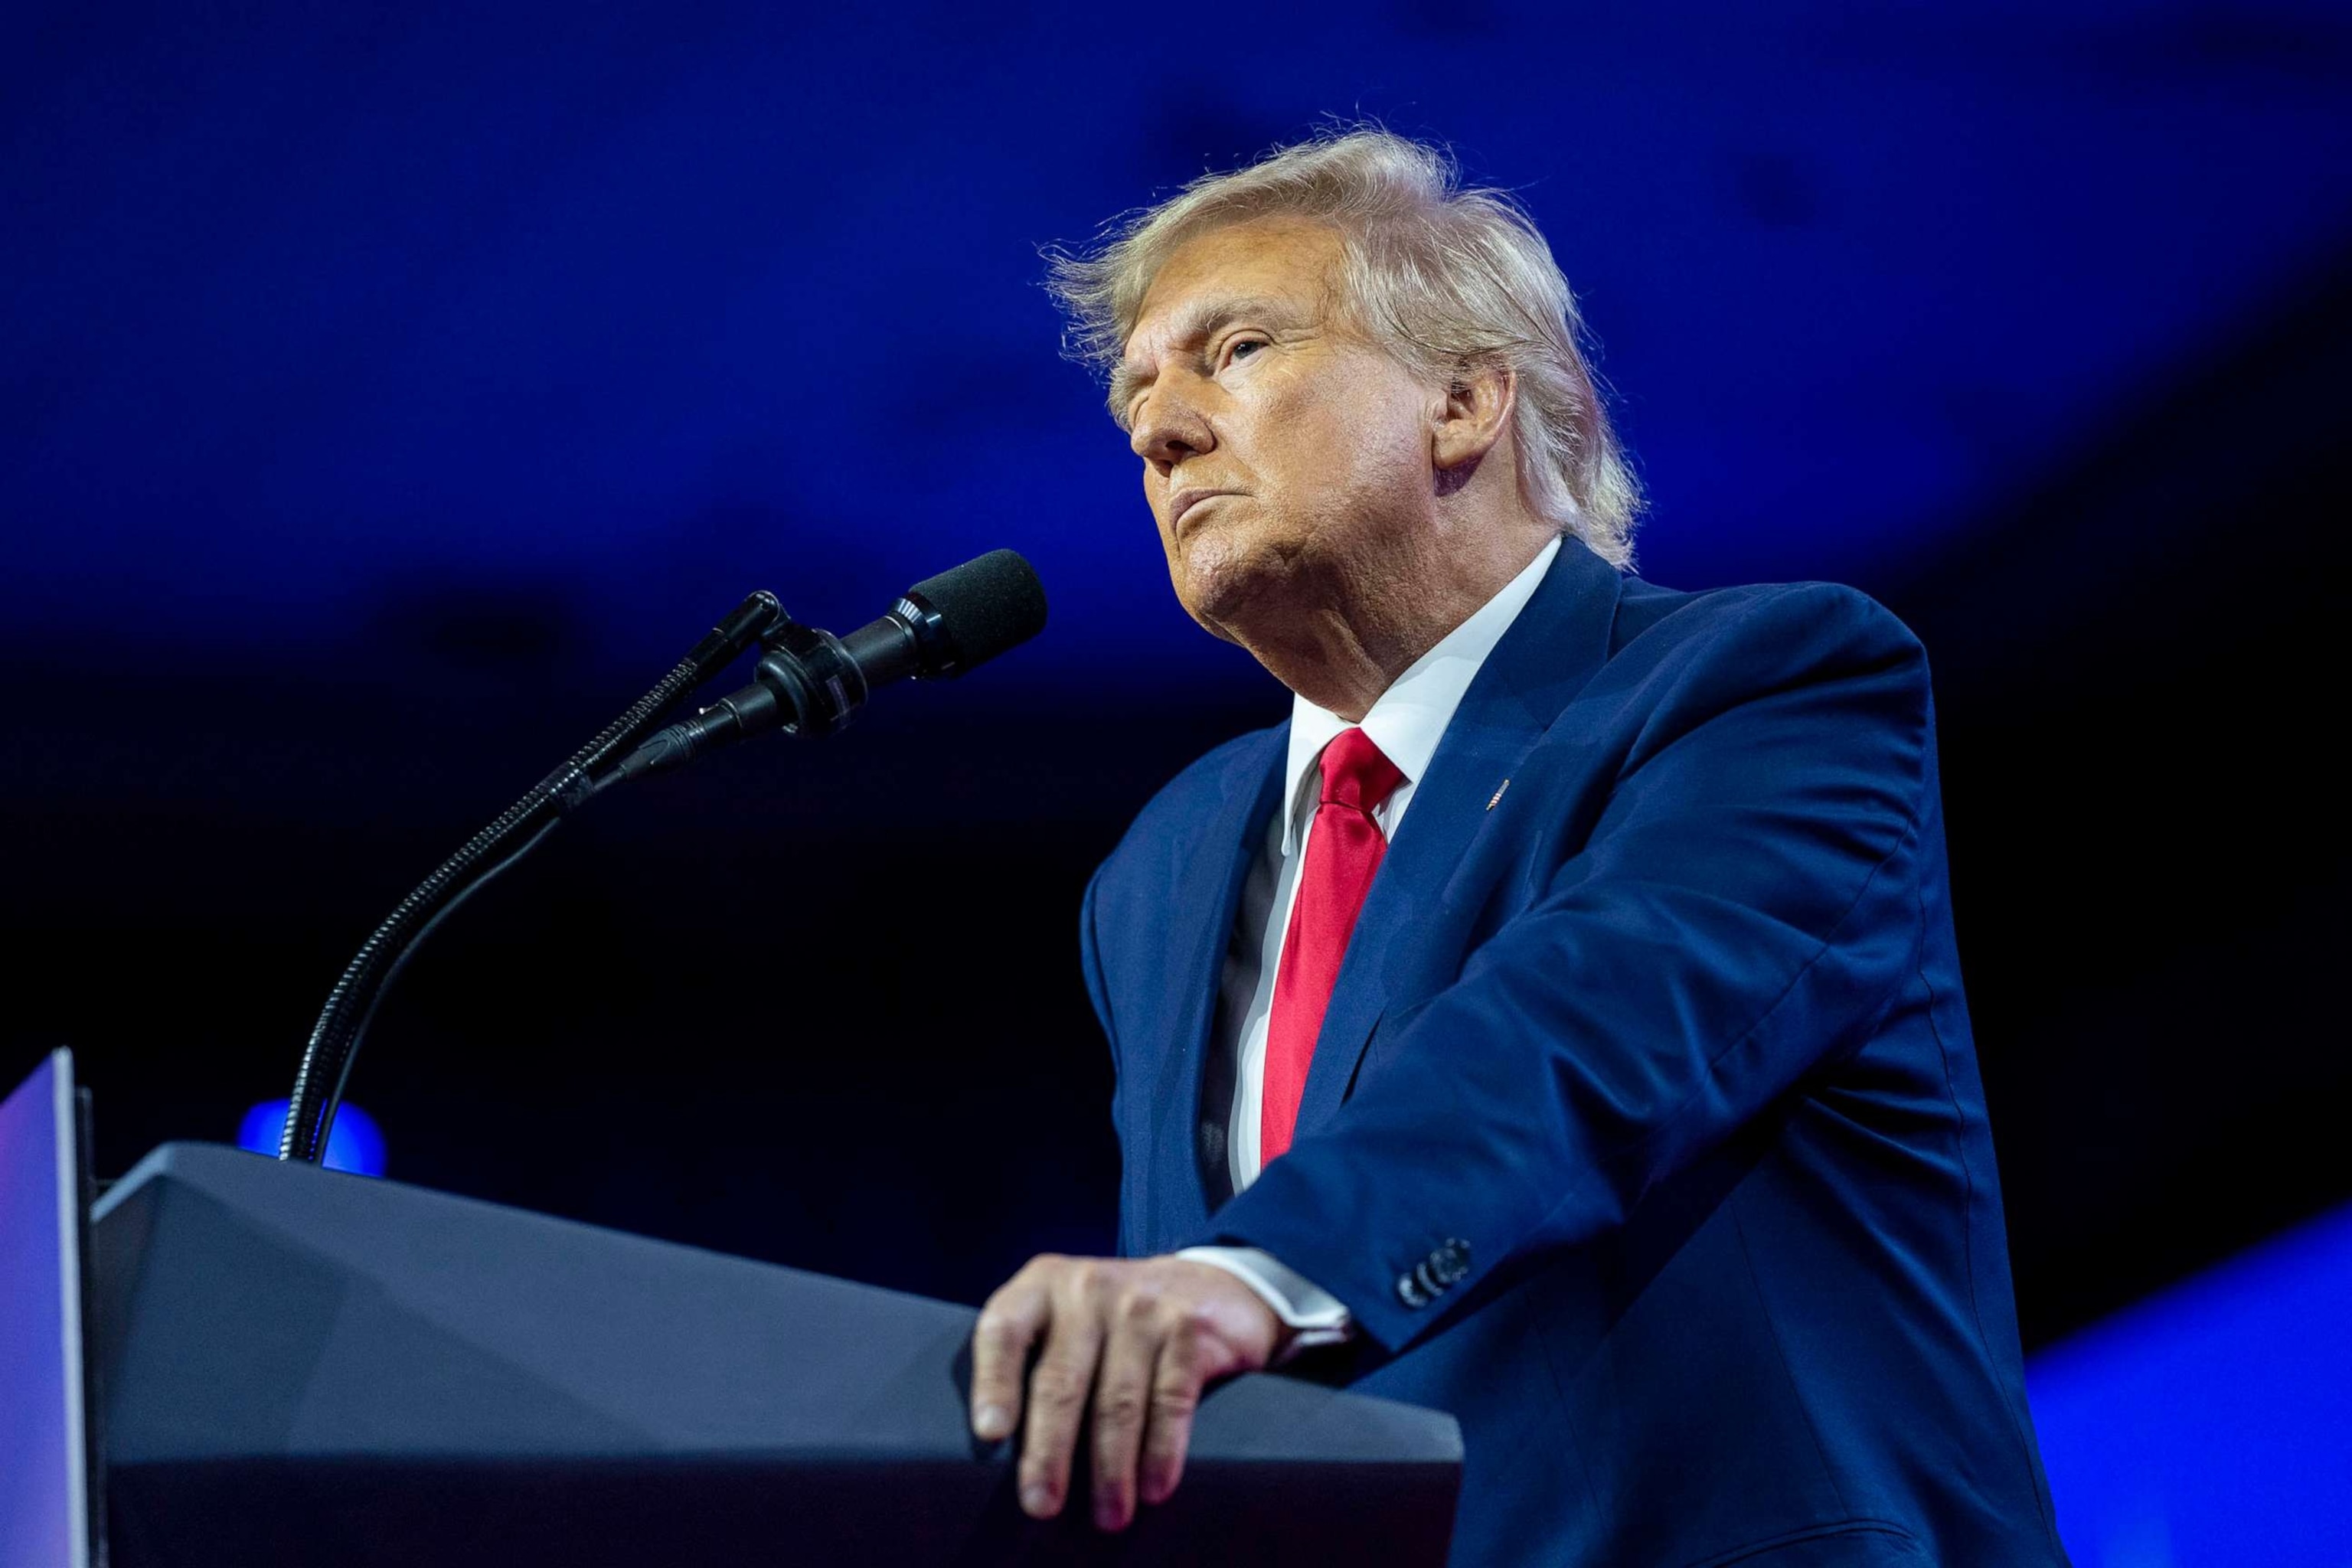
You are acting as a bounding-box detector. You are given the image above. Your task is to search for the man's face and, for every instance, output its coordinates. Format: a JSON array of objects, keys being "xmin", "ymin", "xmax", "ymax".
[{"xmin": 1117, "ymin": 219, "xmax": 1440, "ymax": 642}]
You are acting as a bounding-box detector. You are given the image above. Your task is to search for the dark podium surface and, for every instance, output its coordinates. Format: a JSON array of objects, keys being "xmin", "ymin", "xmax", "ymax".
[{"xmin": 89, "ymin": 1144, "xmax": 1461, "ymax": 1565}]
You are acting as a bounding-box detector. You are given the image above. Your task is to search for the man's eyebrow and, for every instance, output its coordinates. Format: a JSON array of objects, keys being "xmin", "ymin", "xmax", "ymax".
[{"xmin": 1110, "ymin": 295, "xmax": 1308, "ymax": 415}]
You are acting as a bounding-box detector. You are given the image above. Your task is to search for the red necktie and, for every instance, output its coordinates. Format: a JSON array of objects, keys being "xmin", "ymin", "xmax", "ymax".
[{"xmin": 1259, "ymin": 727, "xmax": 1406, "ymax": 1165}]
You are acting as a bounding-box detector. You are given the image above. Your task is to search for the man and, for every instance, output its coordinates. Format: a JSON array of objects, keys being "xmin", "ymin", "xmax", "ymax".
[{"xmin": 968, "ymin": 129, "xmax": 2069, "ymax": 1566}]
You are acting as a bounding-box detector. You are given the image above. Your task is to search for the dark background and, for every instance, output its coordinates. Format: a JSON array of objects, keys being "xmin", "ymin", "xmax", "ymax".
[{"xmin": 4, "ymin": 0, "xmax": 2347, "ymax": 1356}]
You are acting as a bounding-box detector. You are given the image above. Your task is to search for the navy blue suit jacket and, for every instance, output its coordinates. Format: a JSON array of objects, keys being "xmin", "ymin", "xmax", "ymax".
[{"xmin": 1081, "ymin": 543, "xmax": 2069, "ymax": 1566}]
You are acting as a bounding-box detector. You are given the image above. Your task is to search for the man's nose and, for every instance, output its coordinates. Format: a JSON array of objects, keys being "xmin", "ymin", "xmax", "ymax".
[{"xmin": 1129, "ymin": 380, "xmax": 1214, "ymax": 469}]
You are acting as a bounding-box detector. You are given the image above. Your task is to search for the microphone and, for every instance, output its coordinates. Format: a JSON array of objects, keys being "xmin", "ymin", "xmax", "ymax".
[
  {"xmin": 276, "ymin": 555, "xmax": 1040, "ymax": 1165},
  {"xmin": 609, "ymin": 548, "xmax": 1047, "ymax": 781}
]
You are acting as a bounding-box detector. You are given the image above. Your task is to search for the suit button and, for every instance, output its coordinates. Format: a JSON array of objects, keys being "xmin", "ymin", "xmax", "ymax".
[{"xmin": 1395, "ymin": 1239, "xmax": 1472, "ymax": 1308}]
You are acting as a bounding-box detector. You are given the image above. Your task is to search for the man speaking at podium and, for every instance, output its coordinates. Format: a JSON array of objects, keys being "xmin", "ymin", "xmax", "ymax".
[{"xmin": 967, "ymin": 129, "xmax": 2069, "ymax": 1566}]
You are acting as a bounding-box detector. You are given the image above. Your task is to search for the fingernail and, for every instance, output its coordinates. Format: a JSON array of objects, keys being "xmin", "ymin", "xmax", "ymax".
[
  {"xmin": 973, "ymin": 1404, "xmax": 1009, "ymax": 1441},
  {"xmin": 1021, "ymin": 1483, "xmax": 1055, "ymax": 1517}
]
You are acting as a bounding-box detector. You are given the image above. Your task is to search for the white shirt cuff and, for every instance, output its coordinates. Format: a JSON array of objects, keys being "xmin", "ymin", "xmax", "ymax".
[{"xmin": 1176, "ymin": 1246, "xmax": 1356, "ymax": 1361}]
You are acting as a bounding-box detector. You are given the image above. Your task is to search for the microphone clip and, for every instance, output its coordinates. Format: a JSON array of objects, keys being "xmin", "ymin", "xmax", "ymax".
[{"xmin": 743, "ymin": 616, "xmax": 871, "ymax": 742}]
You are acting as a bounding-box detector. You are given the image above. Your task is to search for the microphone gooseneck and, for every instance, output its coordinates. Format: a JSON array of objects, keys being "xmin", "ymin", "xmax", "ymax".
[
  {"xmin": 277, "ymin": 550, "xmax": 1044, "ymax": 1164},
  {"xmin": 277, "ymin": 590, "xmax": 787, "ymax": 1165}
]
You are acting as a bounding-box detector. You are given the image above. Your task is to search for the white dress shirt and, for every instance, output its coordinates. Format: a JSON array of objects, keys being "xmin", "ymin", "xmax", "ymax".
[{"xmin": 1178, "ymin": 537, "xmax": 1562, "ymax": 1348}]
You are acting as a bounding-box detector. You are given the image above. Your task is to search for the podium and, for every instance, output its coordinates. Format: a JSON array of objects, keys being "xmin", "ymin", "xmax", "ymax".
[{"xmin": 87, "ymin": 1142, "xmax": 1461, "ymax": 1565}]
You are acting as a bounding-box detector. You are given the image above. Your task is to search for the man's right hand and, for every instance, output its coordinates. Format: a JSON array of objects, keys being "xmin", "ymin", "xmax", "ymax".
[{"xmin": 968, "ymin": 1252, "xmax": 1286, "ymax": 1531}]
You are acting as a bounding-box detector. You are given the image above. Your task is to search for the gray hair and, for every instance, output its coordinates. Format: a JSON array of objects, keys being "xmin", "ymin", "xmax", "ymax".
[{"xmin": 1045, "ymin": 127, "xmax": 1642, "ymax": 567}]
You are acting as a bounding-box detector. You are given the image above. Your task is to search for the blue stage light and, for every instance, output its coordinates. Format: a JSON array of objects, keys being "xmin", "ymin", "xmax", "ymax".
[
  {"xmin": 235, "ymin": 1099, "xmax": 387, "ymax": 1178},
  {"xmin": 2026, "ymin": 1201, "xmax": 2352, "ymax": 1566}
]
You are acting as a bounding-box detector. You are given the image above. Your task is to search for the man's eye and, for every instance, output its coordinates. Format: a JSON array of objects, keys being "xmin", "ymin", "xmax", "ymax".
[{"xmin": 1227, "ymin": 339, "xmax": 1266, "ymax": 364}]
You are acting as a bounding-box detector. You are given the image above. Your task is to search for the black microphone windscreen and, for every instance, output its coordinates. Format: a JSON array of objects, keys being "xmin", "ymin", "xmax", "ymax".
[{"xmin": 905, "ymin": 549, "xmax": 1048, "ymax": 674}]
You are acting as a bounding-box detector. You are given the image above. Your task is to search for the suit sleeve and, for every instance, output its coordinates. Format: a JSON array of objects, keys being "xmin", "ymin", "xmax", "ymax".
[
  {"xmin": 1200, "ymin": 585, "xmax": 1933, "ymax": 1351},
  {"xmin": 1079, "ymin": 861, "xmax": 1134, "ymax": 1258}
]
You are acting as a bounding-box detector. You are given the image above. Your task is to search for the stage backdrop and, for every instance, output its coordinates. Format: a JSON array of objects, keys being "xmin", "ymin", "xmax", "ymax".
[{"xmin": 4, "ymin": 5, "xmax": 2347, "ymax": 1560}]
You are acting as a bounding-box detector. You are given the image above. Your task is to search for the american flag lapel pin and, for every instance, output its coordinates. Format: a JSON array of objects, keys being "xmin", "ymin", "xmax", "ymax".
[{"xmin": 1486, "ymin": 779, "xmax": 1511, "ymax": 812}]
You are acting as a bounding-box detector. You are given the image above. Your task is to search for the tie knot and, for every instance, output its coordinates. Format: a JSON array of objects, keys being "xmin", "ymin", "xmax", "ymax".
[{"xmin": 1318, "ymin": 727, "xmax": 1406, "ymax": 814}]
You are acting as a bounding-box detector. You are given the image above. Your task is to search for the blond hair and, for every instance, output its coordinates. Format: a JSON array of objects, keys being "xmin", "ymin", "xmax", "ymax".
[{"xmin": 1046, "ymin": 126, "xmax": 1642, "ymax": 566}]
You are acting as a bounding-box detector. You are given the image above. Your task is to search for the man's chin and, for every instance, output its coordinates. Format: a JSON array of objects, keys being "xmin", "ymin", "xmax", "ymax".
[{"xmin": 1173, "ymin": 534, "xmax": 1298, "ymax": 642}]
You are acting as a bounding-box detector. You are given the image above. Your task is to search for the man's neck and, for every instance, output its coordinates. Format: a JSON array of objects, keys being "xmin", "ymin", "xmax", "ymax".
[{"xmin": 1235, "ymin": 525, "xmax": 1557, "ymax": 723}]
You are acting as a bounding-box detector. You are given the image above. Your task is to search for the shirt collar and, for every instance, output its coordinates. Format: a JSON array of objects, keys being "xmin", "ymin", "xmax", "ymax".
[{"xmin": 1279, "ymin": 536, "xmax": 1562, "ymax": 855}]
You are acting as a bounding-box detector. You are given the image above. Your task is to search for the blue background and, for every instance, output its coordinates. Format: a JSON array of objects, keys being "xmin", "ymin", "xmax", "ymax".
[
  {"xmin": 9, "ymin": 1, "xmax": 2348, "ymax": 681},
  {"xmin": 4, "ymin": 2, "xmax": 2348, "ymax": 1560}
]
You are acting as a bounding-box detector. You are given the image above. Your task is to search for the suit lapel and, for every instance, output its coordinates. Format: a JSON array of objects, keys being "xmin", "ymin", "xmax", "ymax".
[
  {"xmin": 1139, "ymin": 725, "xmax": 1285, "ymax": 1248},
  {"xmin": 1289, "ymin": 542, "xmax": 1627, "ymax": 1141}
]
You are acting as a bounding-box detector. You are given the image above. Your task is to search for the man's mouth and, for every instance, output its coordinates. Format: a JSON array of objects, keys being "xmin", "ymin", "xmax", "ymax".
[{"xmin": 1169, "ymin": 488, "xmax": 1241, "ymax": 531}]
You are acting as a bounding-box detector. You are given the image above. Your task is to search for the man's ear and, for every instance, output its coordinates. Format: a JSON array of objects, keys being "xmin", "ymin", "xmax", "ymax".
[{"xmin": 1432, "ymin": 361, "xmax": 1516, "ymax": 472}]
